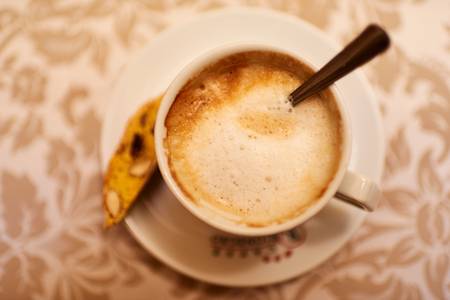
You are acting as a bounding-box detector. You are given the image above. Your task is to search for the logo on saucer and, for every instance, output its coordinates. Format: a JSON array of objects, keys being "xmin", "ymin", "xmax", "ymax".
[{"xmin": 209, "ymin": 226, "xmax": 306, "ymax": 263}]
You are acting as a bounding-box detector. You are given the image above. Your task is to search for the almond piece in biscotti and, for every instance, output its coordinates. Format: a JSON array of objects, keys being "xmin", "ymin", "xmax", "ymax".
[
  {"xmin": 105, "ymin": 189, "xmax": 121, "ymax": 217},
  {"xmin": 129, "ymin": 158, "xmax": 153, "ymax": 177}
]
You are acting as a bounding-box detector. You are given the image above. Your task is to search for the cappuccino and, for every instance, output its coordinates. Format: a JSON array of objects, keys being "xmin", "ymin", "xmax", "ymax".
[{"xmin": 164, "ymin": 51, "xmax": 343, "ymax": 226}]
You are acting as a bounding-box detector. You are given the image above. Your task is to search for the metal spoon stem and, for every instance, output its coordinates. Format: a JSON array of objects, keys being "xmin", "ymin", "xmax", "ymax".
[{"xmin": 289, "ymin": 24, "xmax": 390, "ymax": 106}]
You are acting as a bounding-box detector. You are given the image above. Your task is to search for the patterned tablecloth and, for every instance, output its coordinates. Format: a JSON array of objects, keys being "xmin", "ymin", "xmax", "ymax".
[{"xmin": 1, "ymin": 1, "xmax": 449, "ymax": 299}]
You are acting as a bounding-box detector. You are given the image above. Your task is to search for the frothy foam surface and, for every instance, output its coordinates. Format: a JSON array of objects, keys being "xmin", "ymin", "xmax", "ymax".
[{"xmin": 165, "ymin": 51, "xmax": 343, "ymax": 226}]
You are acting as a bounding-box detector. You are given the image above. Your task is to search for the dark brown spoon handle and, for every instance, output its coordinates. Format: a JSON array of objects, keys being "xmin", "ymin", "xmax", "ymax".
[{"xmin": 289, "ymin": 24, "xmax": 390, "ymax": 106}]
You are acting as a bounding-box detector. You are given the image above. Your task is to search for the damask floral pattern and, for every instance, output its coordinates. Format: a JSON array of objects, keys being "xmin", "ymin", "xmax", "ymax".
[{"xmin": 0, "ymin": 0, "xmax": 448, "ymax": 299}]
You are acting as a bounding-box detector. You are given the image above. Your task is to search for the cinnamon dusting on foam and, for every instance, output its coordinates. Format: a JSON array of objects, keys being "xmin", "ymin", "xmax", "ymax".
[
  {"xmin": 164, "ymin": 51, "xmax": 343, "ymax": 227},
  {"xmin": 238, "ymin": 111, "xmax": 295, "ymax": 138}
]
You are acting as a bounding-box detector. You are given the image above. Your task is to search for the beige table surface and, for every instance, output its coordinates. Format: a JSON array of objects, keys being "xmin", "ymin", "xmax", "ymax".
[{"xmin": 0, "ymin": 1, "xmax": 449, "ymax": 299}]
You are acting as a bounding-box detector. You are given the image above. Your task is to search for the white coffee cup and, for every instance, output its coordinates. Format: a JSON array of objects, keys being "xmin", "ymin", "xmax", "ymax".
[{"xmin": 154, "ymin": 43, "xmax": 380, "ymax": 236}]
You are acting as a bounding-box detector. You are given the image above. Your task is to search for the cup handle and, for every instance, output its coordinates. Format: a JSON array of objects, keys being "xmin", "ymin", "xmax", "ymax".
[{"xmin": 335, "ymin": 171, "xmax": 380, "ymax": 211}]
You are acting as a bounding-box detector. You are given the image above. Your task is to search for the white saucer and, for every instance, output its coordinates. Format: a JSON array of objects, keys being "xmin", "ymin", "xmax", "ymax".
[{"xmin": 100, "ymin": 8, "xmax": 384, "ymax": 287}]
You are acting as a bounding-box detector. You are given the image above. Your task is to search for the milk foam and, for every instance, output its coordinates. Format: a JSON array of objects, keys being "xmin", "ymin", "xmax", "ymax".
[{"xmin": 165, "ymin": 52, "xmax": 342, "ymax": 226}]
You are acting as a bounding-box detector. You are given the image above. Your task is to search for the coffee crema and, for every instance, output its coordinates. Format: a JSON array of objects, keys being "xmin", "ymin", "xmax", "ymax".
[{"xmin": 164, "ymin": 51, "xmax": 343, "ymax": 226}]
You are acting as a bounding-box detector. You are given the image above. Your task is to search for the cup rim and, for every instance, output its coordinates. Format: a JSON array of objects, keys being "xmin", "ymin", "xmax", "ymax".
[{"xmin": 154, "ymin": 42, "xmax": 352, "ymax": 236}]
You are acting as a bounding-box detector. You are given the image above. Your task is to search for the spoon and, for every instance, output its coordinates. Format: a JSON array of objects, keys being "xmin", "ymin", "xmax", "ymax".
[{"xmin": 289, "ymin": 24, "xmax": 390, "ymax": 106}]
